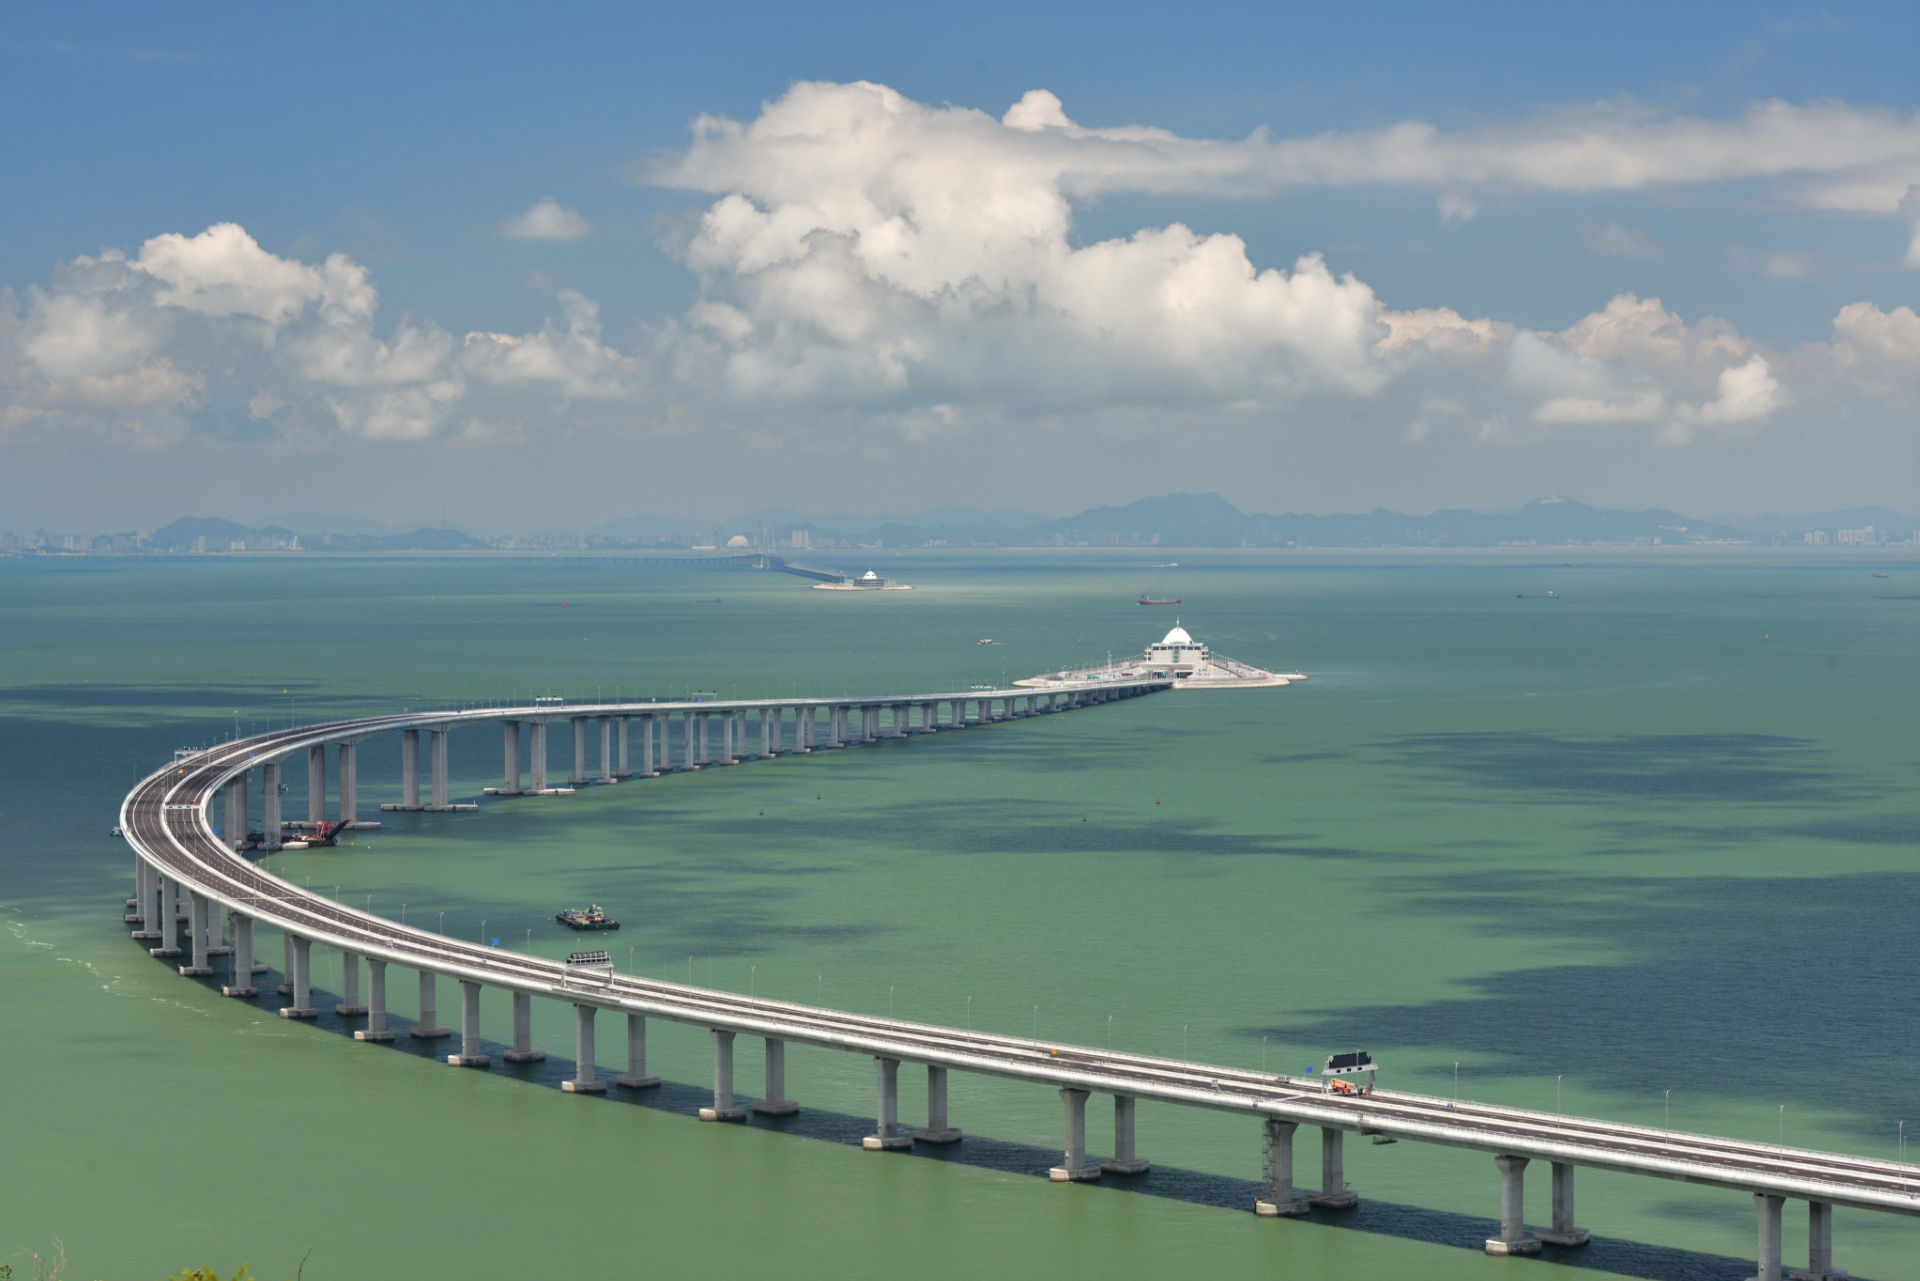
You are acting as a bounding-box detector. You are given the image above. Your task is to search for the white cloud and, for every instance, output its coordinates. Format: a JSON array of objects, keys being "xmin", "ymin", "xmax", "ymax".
[
  {"xmin": 498, "ymin": 197, "xmax": 591, "ymax": 242},
  {"xmin": 1574, "ymin": 217, "xmax": 1663, "ymax": 260}
]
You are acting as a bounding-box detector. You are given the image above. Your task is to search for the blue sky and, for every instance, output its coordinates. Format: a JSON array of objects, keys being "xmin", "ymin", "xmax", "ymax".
[{"xmin": 2, "ymin": 1, "xmax": 1916, "ymax": 529}]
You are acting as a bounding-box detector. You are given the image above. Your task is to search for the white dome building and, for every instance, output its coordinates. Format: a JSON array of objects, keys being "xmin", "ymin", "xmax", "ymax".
[{"xmin": 1145, "ymin": 622, "xmax": 1208, "ymax": 673}]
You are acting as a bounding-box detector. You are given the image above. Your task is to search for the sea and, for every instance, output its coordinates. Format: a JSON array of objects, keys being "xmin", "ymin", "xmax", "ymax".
[{"xmin": 2, "ymin": 549, "xmax": 1915, "ymax": 1280}]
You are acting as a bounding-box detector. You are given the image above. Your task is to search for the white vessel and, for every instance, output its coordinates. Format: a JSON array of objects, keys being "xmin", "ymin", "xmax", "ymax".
[{"xmin": 1016, "ymin": 622, "xmax": 1304, "ymax": 690}]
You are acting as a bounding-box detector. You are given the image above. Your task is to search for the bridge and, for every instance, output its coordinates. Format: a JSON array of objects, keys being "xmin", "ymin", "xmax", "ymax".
[{"xmin": 120, "ymin": 679, "xmax": 1905, "ymax": 1281}]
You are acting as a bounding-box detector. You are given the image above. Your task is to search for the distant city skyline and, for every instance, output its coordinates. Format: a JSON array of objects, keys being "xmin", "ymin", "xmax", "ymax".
[{"xmin": 2, "ymin": 2, "xmax": 1916, "ymax": 528}]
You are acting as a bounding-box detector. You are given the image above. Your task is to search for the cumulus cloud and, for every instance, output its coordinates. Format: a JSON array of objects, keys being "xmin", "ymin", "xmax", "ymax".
[
  {"xmin": 0, "ymin": 84, "xmax": 1910, "ymax": 461},
  {"xmin": 1, "ymin": 223, "xmax": 634, "ymax": 446},
  {"xmin": 498, "ymin": 197, "xmax": 591, "ymax": 241}
]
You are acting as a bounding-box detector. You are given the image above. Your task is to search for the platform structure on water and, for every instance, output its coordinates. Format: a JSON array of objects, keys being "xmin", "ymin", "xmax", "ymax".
[{"xmin": 1017, "ymin": 623, "xmax": 1304, "ymax": 690}]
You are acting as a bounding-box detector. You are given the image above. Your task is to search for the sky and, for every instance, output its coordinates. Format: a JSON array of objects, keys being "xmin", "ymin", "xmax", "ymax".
[{"xmin": 2, "ymin": 0, "xmax": 1916, "ymax": 531}]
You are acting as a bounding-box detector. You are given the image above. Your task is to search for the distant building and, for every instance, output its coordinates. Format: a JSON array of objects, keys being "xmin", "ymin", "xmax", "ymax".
[
  {"xmin": 1804, "ymin": 530, "xmax": 1830, "ymax": 546},
  {"xmin": 1837, "ymin": 526, "xmax": 1879, "ymax": 546},
  {"xmin": 791, "ymin": 529, "xmax": 811, "ymax": 549}
]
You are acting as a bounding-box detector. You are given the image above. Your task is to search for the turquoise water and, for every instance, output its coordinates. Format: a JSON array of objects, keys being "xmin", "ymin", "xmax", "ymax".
[{"xmin": 2, "ymin": 551, "xmax": 1916, "ymax": 1279}]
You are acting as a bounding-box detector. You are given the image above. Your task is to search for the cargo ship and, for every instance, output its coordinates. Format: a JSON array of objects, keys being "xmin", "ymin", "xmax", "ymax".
[{"xmin": 1139, "ymin": 595, "xmax": 1181, "ymax": 605}]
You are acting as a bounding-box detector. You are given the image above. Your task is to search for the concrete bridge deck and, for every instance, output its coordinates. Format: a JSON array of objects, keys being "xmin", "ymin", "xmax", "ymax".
[{"xmin": 119, "ymin": 681, "xmax": 1907, "ymax": 1279}]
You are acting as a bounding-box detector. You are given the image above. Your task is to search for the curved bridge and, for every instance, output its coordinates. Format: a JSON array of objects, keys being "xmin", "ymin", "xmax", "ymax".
[{"xmin": 120, "ymin": 679, "xmax": 1908, "ymax": 1280}]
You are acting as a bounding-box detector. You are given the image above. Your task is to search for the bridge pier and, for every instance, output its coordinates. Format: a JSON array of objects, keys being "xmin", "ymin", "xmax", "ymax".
[
  {"xmin": 504, "ymin": 991, "xmax": 545, "ymax": 1062},
  {"xmin": 399, "ymin": 729, "xmax": 421, "ymax": 809},
  {"xmin": 1485, "ymin": 1154, "xmax": 1541, "ymax": 1255},
  {"xmin": 261, "ymin": 761, "xmax": 281, "ymax": 848},
  {"xmin": 498, "ymin": 722, "xmax": 522, "ymax": 795},
  {"xmin": 720, "ymin": 711, "xmax": 734, "ymax": 763},
  {"xmin": 224, "ymin": 775, "xmax": 248, "ymax": 849},
  {"xmin": 637, "ymin": 715, "xmax": 656, "ymax": 777},
  {"xmin": 279, "ymin": 935, "xmax": 317, "ymax": 1018},
  {"xmin": 1101, "ymin": 1095, "xmax": 1149, "ymax": 1174},
  {"xmin": 336, "ymin": 950, "xmax": 366, "ymax": 1016},
  {"xmin": 1310, "ymin": 1126, "xmax": 1358, "ymax": 1207},
  {"xmin": 890, "ymin": 702, "xmax": 907, "ymax": 737},
  {"xmin": 1537, "ymin": 1161, "xmax": 1590, "ymax": 1246},
  {"xmin": 681, "ymin": 711, "xmax": 699, "ymax": 771},
  {"xmin": 697, "ymin": 712, "xmax": 712, "ymax": 765},
  {"xmin": 1049, "ymin": 1087, "xmax": 1100, "ymax": 1181},
  {"xmin": 338, "ymin": 741, "xmax": 357, "ymax": 825},
  {"xmin": 861, "ymin": 706, "xmax": 879, "ymax": 743},
  {"xmin": 354, "ymin": 959, "xmax": 393, "ymax": 1040},
  {"xmin": 914, "ymin": 1064, "xmax": 961, "ymax": 1143},
  {"xmin": 615, "ymin": 715, "xmax": 631, "ymax": 778},
  {"xmin": 753, "ymin": 1038, "xmax": 798, "ymax": 1115},
  {"xmin": 759, "ymin": 708, "xmax": 774, "ymax": 758},
  {"xmin": 614, "ymin": 1012, "xmax": 656, "ymax": 1085},
  {"xmin": 221, "ymin": 915, "xmax": 256, "ymax": 996},
  {"xmin": 1789, "ymin": 1200, "xmax": 1844, "ymax": 1280},
  {"xmin": 863, "ymin": 1056, "xmax": 911, "ymax": 1149},
  {"xmin": 1752, "ymin": 1193, "xmax": 1784, "ymax": 1281},
  {"xmin": 448, "ymin": 980, "xmax": 490, "ymax": 1067},
  {"xmin": 699, "ymin": 1029, "xmax": 745, "ymax": 1119},
  {"xmin": 308, "ymin": 744, "xmax": 326, "ymax": 824},
  {"xmin": 179, "ymin": 892, "xmax": 213, "ymax": 975},
  {"xmin": 529, "ymin": 721, "xmax": 548, "ymax": 792},
  {"xmin": 127, "ymin": 859, "xmax": 152, "ymax": 931},
  {"xmin": 427, "ymin": 729, "xmax": 457, "ymax": 809},
  {"xmin": 1256, "ymin": 1119, "xmax": 1309, "ymax": 1216},
  {"xmin": 411, "ymin": 970, "xmax": 450, "ymax": 1038},
  {"xmin": 278, "ymin": 934, "xmax": 293, "ymax": 993},
  {"xmin": 598, "ymin": 716, "xmax": 613, "ymax": 783},
  {"xmin": 563, "ymin": 1004, "xmax": 607, "ymax": 1093},
  {"xmin": 148, "ymin": 875, "xmax": 180, "ymax": 956},
  {"xmin": 570, "ymin": 716, "xmax": 588, "ymax": 785}
]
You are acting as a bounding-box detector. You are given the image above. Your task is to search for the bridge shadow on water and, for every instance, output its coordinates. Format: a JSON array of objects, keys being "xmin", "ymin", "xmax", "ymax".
[{"xmin": 155, "ymin": 946, "xmax": 1840, "ymax": 1281}]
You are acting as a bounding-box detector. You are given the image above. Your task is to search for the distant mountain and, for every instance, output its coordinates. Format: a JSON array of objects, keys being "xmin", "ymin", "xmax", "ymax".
[{"xmin": 147, "ymin": 517, "xmax": 486, "ymax": 552}]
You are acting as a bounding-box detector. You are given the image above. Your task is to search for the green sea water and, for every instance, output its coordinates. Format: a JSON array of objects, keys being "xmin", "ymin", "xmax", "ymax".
[{"xmin": 2, "ymin": 550, "xmax": 1916, "ymax": 1281}]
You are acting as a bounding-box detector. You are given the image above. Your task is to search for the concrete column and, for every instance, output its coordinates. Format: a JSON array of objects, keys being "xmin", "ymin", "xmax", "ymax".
[
  {"xmin": 127, "ymin": 858, "xmax": 151, "ymax": 931},
  {"xmin": 337, "ymin": 741, "xmax": 357, "ymax": 824},
  {"xmin": 354, "ymin": 959, "xmax": 393, "ymax": 1040},
  {"xmin": 411, "ymin": 970, "xmax": 450, "ymax": 1038},
  {"xmin": 221, "ymin": 915, "xmax": 256, "ymax": 996},
  {"xmin": 1256, "ymin": 1119, "xmax": 1308, "ymax": 1216},
  {"xmin": 863, "ymin": 1057, "xmax": 911, "ymax": 1149},
  {"xmin": 615, "ymin": 1012, "xmax": 658, "ymax": 1086},
  {"xmin": 280, "ymin": 935, "xmax": 316, "ymax": 1019},
  {"xmin": 149, "ymin": 876, "xmax": 181, "ymax": 957},
  {"xmin": 862, "ymin": 706, "xmax": 878, "ymax": 742},
  {"xmin": 616, "ymin": 716, "xmax": 630, "ymax": 777},
  {"xmin": 698, "ymin": 713, "xmax": 712, "ymax": 765},
  {"xmin": 1753, "ymin": 1193, "xmax": 1784, "ymax": 1281},
  {"xmin": 529, "ymin": 721, "xmax": 548, "ymax": 791},
  {"xmin": 279, "ymin": 933, "xmax": 293, "ymax": 993},
  {"xmin": 637, "ymin": 716, "xmax": 654, "ymax": 777},
  {"xmin": 760, "ymin": 708, "xmax": 775, "ymax": 758},
  {"xmin": 1101, "ymin": 1095, "xmax": 1149, "ymax": 1174},
  {"xmin": 401, "ymin": 729, "xmax": 421, "ymax": 808},
  {"xmin": 699, "ymin": 1029, "xmax": 745, "ymax": 1119},
  {"xmin": 1049, "ymin": 1087, "xmax": 1099, "ymax": 1180},
  {"xmin": 598, "ymin": 717, "xmax": 612, "ymax": 783},
  {"xmin": 681, "ymin": 711, "xmax": 698, "ymax": 771},
  {"xmin": 203, "ymin": 896, "xmax": 230, "ymax": 956},
  {"xmin": 429, "ymin": 730, "xmax": 449, "ymax": 808},
  {"xmin": 754, "ymin": 1038, "xmax": 798, "ymax": 1115},
  {"xmin": 501, "ymin": 721, "xmax": 521, "ymax": 794},
  {"xmin": 721, "ymin": 711, "xmax": 734, "ymax": 763},
  {"xmin": 563, "ymin": 1004, "xmax": 606, "ymax": 1092},
  {"xmin": 914, "ymin": 1065, "xmax": 961, "ymax": 1143},
  {"xmin": 570, "ymin": 716, "xmax": 587, "ymax": 785},
  {"xmin": 1800, "ymin": 1200, "xmax": 1839, "ymax": 1280},
  {"xmin": 890, "ymin": 703, "xmax": 907, "ymax": 737},
  {"xmin": 307, "ymin": 744, "xmax": 326, "ymax": 823},
  {"xmin": 224, "ymin": 776, "xmax": 248, "ymax": 849},
  {"xmin": 1311, "ymin": 1127, "xmax": 1358, "ymax": 1207},
  {"xmin": 448, "ymin": 979, "xmax": 490, "ymax": 1067},
  {"xmin": 1538, "ymin": 1161, "xmax": 1590, "ymax": 1246},
  {"xmin": 261, "ymin": 761, "xmax": 281, "ymax": 848},
  {"xmin": 1485, "ymin": 1155, "xmax": 1540, "ymax": 1255},
  {"xmin": 336, "ymin": 950, "xmax": 366, "ymax": 1016},
  {"xmin": 503, "ymin": 991, "xmax": 545, "ymax": 1062},
  {"xmin": 180, "ymin": 892, "xmax": 213, "ymax": 975},
  {"xmin": 733, "ymin": 710, "xmax": 747, "ymax": 760}
]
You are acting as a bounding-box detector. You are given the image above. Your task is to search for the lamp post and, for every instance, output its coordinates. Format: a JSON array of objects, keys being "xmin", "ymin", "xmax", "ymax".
[
  {"xmin": 965, "ymin": 995, "xmax": 971, "ymax": 1030},
  {"xmin": 480, "ymin": 919, "xmax": 487, "ymax": 944},
  {"xmin": 1454, "ymin": 1061, "xmax": 1459, "ymax": 1101},
  {"xmin": 1557, "ymin": 1075, "xmax": 1563, "ymax": 1114},
  {"xmin": 1665, "ymin": 1089, "xmax": 1671, "ymax": 1127}
]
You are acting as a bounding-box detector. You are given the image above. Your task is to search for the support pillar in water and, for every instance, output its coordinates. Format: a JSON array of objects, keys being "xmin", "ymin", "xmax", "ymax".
[
  {"xmin": 614, "ymin": 1012, "xmax": 657, "ymax": 1086},
  {"xmin": 354, "ymin": 959, "xmax": 393, "ymax": 1041},
  {"xmin": 447, "ymin": 979, "xmax": 490, "ymax": 1067},
  {"xmin": 698, "ymin": 1029, "xmax": 745, "ymax": 1119},
  {"xmin": 1255, "ymin": 1119, "xmax": 1308, "ymax": 1216},
  {"xmin": 1048, "ymin": 1087, "xmax": 1099, "ymax": 1180},
  {"xmin": 504, "ymin": 991, "xmax": 545, "ymax": 1062},
  {"xmin": 1101, "ymin": 1095, "xmax": 1149, "ymax": 1174},
  {"xmin": 561, "ymin": 1004, "xmax": 605, "ymax": 1092},
  {"xmin": 913, "ymin": 1064, "xmax": 961, "ymax": 1143},
  {"xmin": 1484, "ymin": 1154, "xmax": 1540, "ymax": 1255},
  {"xmin": 862, "ymin": 1056, "xmax": 911, "ymax": 1149},
  {"xmin": 753, "ymin": 1037, "xmax": 798, "ymax": 1115}
]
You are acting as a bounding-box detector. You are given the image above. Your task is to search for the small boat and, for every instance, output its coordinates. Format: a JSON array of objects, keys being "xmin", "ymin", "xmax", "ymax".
[
  {"xmin": 557, "ymin": 904, "xmax": 619, "ymax": 931},
  {"xmin": 1139, "ymin": 595, "xmax": 1181, "ymax": 606},
  {"xmin": 977, "ymin": 638, "xmax": 994, "ymax": 645},
  {"xmin": 1872, "ymin": 573, "xmax": 1890, "ymax": 579}
]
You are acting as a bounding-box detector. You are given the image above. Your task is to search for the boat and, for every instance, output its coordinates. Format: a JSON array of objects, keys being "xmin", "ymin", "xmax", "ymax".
[
  {"xmin": 557, "ymin": 904, "xmax": 619, "ymax": 931},
  {"xmin": 1139, "ymin": 595, "xmax": 1181, "ymax": 606},
  {"xmin": 1872, "ymin": 573, "xmax": 1890, "ymax": 579},
  {"xmin": 977, "ymin": 638, "xmax": 994, "ymax": 645}
]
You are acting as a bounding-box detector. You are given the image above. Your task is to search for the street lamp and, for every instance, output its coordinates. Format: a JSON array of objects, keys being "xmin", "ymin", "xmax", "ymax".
[
  {"xmin": 1665, "ymin": 1089, "xmax": 1671, "ymax": 1127},
  {"xmin": 1556, "ymin": 1075, "xmax": 1563, "ymax": 1114},
  {"xmin": 480, "ymin": 919, "xmax": 487, "ymax": 944},
  {"xmin": 1454, "ymin": 1062, "xmax": 1460, "ymax": 1101}
]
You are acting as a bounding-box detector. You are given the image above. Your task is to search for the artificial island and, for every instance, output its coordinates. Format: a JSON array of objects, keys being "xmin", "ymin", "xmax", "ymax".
[{"xmin": 1017, "ymin": 622, "xmax": 1304, "ymax": 690}]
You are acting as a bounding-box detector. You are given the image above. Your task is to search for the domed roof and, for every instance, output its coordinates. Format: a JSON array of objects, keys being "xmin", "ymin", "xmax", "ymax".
[
  {"xmin": 1159, "ymin": 624, "xmax": 1194, "ymax": 646},
  {"xmin": 860, "ymin": 569, "xmax": 879, "ymax": 580}
]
